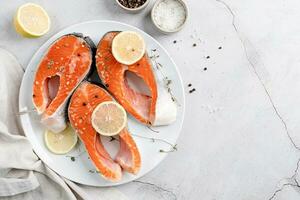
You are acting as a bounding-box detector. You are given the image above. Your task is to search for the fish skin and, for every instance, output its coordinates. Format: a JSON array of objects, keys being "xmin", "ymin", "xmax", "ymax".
[
  {"xmin": 153, "ymin": 80, "xmax": 178, "ymax": 126},
  {"xmin": 32, "ymin": 33, "xmax": 94, "ymax": 133},
  {"xmin": 68, "ymin": 82, "xmax": 141, "ymax": 182},
  {"xmin": 95, "ymin": 31, "xmax": 158, "ymax": 126}
]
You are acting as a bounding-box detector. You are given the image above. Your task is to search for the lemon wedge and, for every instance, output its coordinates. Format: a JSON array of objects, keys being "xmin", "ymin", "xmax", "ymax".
[
  {"xmin": 91, "ymin": 101, "xmax": 127, "ymax": 136},
  {"xmin": 112, "ymin": 31, "xmax": 146, "ymax": 65},
  {"xmin": 44, "ymin": 124, "xmax": 78, "ymax": 154},
  {"xmin": 14, "ymin": 3, "xmax": 50, "ymax": 38}
]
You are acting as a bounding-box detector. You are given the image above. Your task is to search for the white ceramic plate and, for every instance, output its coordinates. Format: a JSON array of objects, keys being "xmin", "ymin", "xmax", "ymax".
[{"xmin": 19, "ymin": 20, "xmax": 185, "ymax": 186}]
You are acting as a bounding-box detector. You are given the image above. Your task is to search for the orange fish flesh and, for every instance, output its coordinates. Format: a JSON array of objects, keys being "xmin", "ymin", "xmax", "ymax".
[
  {"xmin": 32, "ymin": 33, "xmax": 94, "ymax": 133},
  {"xmin": 95, "ymin": 31, "xmax": 158, "ymax": 125},
  {"xmin": 68, "ymin": 82, "xmax": 141, "ymax": 182}
]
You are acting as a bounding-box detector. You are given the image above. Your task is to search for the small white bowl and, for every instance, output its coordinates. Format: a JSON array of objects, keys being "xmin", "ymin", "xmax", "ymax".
[
  {"xmin": 115, "ymin": 0, "xmax": 150, "ymax": 13},
  {"xmin": 151, "ymin": 0, "xmax": 188, "ymax": 34}
]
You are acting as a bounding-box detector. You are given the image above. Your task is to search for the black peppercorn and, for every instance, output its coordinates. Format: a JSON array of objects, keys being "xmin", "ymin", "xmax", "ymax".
[{"xmin": 118, "ymin": 0, "xmax": 147, "ymax": 8}]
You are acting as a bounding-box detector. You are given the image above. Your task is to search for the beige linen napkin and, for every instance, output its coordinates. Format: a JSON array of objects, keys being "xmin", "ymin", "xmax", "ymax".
[{"xmin": 0, "ymin": 48, "xmax": 127, "ymax": 200}]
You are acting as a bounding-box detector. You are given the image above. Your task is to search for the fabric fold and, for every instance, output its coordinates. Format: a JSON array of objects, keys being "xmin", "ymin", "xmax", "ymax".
[{"xmin": 0, "ymin": 48, "xmax": 127, "ymax": 200}]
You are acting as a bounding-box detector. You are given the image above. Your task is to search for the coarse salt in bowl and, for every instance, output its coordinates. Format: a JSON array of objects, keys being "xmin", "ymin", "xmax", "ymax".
[{"xmin": 151, "ymin": 0, "xmax": 188, "ymax": 34}]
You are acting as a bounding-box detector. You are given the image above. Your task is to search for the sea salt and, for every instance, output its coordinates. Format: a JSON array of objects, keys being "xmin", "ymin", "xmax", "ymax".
[{"xmin": 153, "ymin": 0, "xmax": 187, "ymax": 32}]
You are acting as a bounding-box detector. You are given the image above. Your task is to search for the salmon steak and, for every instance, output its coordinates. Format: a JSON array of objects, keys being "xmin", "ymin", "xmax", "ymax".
[
  {"xmin": 68, "ymin": 82, "xmax": 141, "ymax": 182},
  {"xmin": 95, "ymin": 31, "xmax": 158, "ymax": 125},
  {"xmin": 32, "ymin": 33, "xmax": 94, "ymax": 133}
]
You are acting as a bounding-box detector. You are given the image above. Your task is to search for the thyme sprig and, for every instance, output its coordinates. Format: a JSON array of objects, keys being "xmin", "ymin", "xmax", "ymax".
[
  {"xmin": 88, "ymin": 169, "xmax": 101, "ymax": 174},
  {"xmin": 146, "ymin": 125, "xmax": 160, "ymax": 133},
  {"xmin": 149, "ymin": 49, "xmax": 180, "ymax": 106},
  {"xmin": 17, "ymin": 108, "xmax": 36, "ymax": 115},
  {"xmin": 132, "ymin": 134, "xmax": 177, "ymax": 153},
  {"xmin": 159, "ymin": 144, "xmax": 178, "ymax": 153}
]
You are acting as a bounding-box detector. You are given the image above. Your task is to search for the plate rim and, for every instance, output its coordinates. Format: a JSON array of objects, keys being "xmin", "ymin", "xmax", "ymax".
[{"xmin": 19, "ymin": 20, "xmax": 186, "ymax": 186}]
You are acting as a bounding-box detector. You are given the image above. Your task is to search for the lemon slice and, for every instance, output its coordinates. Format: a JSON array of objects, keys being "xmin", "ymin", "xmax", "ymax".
[
  {"xmin": 14, "ymin": 3, "xmax": 50, "ymax": 38},
  {"xmin": 112, "ymin": 31, "xmax": 146, "ymax": 65},
  {"xmin": 91, "ymin": 101, "xmax": 127, "ymax": 136},
  {"xmin": 44, "ymin": 124, "xmax": 78, "ymax": 154}
]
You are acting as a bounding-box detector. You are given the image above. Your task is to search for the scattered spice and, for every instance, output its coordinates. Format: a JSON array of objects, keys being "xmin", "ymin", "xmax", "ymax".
[
  {"xmin": 188, "ymin": 83, "xmax": 192, "ymax": 87},
  {"xmin": 94, "ymin": 95, "xmax": 98, "ymax": 98},
  {"xmin": 66, "ymin": 149, "xmax": 86, "ymax": 161},
  {"xmin": 32, "ymin": 94, "xmax": 36, "ymax": 98},
  {"xmin": 206, "ymin": 56, "xmax": 210, "ymax": 59},
  {"xmin": 173, "ymin": 40, "xmax": 177, "ymax": 44},
  {"xmin": 203, "ymin": 67, "xmax": 207, "ymax": 71},
  {"xmin": 47, "ymin": 59, "xmax": 54, "ymax": 69},
  {"xmin": 189, "ymin": 88, "xmax": 196, "ymax": 93},
  {"xmin": 193, "ymin": 43, "xmax": 197, "ymax": 47},
  {"xmin": 218, "ymin": 46, "xmax": 222, "ymax": 49},
  {"xmin": 109, "ymin": 136, "xmax": 119, "ymax": 142},
  {"xmin": 118, "ymin": 0, "xmax": 147, "ymax": 9},
  {"xmin": 59, "ymin": 66, "xmax": 65, "ymax": 72},
  {"xmin": 82, "ymin": 102, "xmax": 87, "ymax": 106},
  {"xmin": 48, "ymin": 59, "xmax": 54, "ymax": 65}
]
